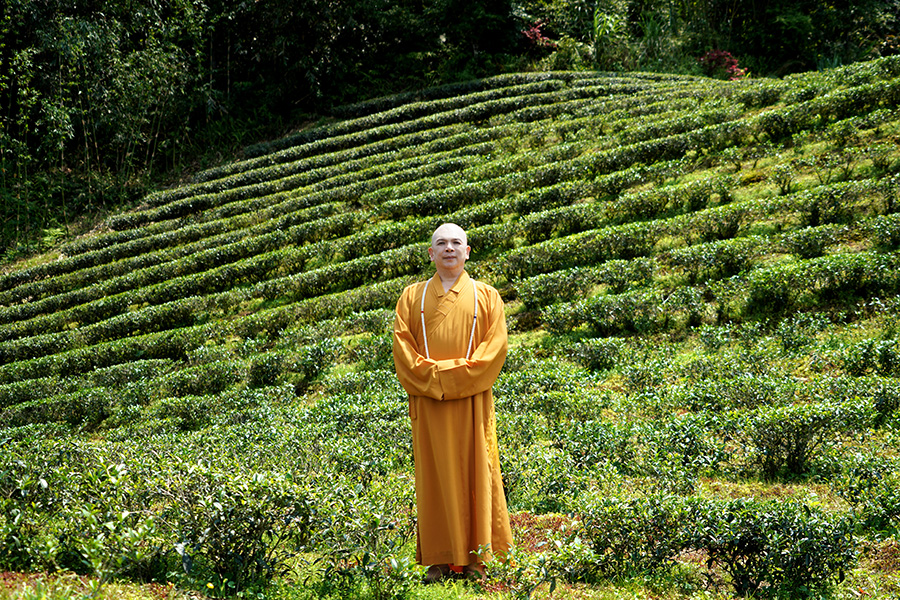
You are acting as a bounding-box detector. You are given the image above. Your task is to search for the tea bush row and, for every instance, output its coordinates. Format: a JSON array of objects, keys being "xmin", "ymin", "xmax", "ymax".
[
  {"xmin": 107, "ymin": 143, "xmax": 491, "ymax": 231},
  {"xmin": 0, "ymin": 206, "xmax": 360, "ymax": 319},
  {"xmin": 190, "ymin": 83, "xmax": 612, "ymax": 186},
  {"xmin": 59, "ymin": 134, "xmax": 474, "ymax": 256},
  {"xmin": 541, "ymin": 286, "xmax": 707, "ymax": 336},
  {"xmin": 528, "ymin": 492, "xmax": 857, "ymax": 598},
  {"xmin": 515, "ymin": 259, "xmax": 655, "ymax": 309},
  {"xmin": 1, "ymin": 208, "xmax": 440, "ymax": 341},
  {"xmin": 363, "ymin": 138, "xmax": 590, "ymax": 208},
  {"xmin": 182, "ymin": 78, "xmax": 572, "ymax": 188},
  {"xmin": 519, "ymin": 174, "xmax": 735, "ymax": 246},
  {"xmin": 0, "ymin": 202, "xmax": 347, "ymax": 306},
  {"xmin": 501, "ymin": 177, "xmax": 885, "ymax": 280},
  {"xmin": 235, "ymin": 72, "xmax": 624, "ymax": 165},
  {"xmin": 331, "ymin": 70, "xmax": 638, "ymax": 120},
  {"xmin": 0, "ymin": 276, "xmax": 409, "ymax": 385},
  {"xmin": 742, "ymin": 250, "xmax": 900, "ymax": 317},
  {"xmin": 754, "ymin": 77, "xmax": 900, "ymax": 144},
  {"xmin": 0, "ymin": 242, "xmax": 426, "ymax": 363}
]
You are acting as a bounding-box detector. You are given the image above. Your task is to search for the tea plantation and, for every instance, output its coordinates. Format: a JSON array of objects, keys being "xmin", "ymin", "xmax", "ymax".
[{"xmin": 2, "ymin": 58, "xmax": 900, "ymax": 599}]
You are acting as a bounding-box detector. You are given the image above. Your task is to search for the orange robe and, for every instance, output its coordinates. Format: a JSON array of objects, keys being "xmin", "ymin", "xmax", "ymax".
[{"xmin": 393, "ymin": 271, "xmax": 512, "ymax": 566}]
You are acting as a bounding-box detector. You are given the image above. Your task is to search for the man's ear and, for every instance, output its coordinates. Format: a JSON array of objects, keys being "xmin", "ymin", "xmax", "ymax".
[{"xmin": 428, "ymin": 246, "xmax": 435, "ymax": 262}]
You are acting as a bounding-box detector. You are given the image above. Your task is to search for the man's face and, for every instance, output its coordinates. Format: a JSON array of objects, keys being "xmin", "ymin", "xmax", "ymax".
[{"xmin": 428, "ymin": 224, "xmax": 470, "ymax": 275}]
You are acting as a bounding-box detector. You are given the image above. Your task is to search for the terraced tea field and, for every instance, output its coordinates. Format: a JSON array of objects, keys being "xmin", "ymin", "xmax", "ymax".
[{"xmin": 2, "ymin": 58, "xmax": 900, "ymax": 599}]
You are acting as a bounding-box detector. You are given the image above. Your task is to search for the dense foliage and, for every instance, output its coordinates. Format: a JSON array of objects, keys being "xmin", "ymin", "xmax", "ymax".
[
  {"xmin": 2, "ymin": 55, "xmax": 900, "ymax": 599},
  {"xmin": 3, "ymin": 0, "xmax": 899, "ymax": 257}
]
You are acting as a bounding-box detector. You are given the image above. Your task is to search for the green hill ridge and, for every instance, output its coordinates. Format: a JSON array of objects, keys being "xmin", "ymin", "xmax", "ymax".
[{"xmin": 2, "ymin": 59, "xmax": 900, "ymax": 599}]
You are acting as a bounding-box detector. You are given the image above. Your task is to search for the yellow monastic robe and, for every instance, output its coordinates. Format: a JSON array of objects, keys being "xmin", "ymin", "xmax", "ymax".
[{"xmin": 393, "ymin": 270, "xmax": 512, "ymax": 567}]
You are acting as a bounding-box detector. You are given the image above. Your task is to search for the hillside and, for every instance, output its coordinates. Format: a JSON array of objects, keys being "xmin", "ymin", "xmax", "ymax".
[{"xmin": 2, "ymin": 58, "xmax": 900, "ymax": 599}]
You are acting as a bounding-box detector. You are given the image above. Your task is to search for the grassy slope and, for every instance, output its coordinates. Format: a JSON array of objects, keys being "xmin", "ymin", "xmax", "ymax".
[{"xmin": 2, "ymin": 60, "xmax": 900, "ymax": 599}]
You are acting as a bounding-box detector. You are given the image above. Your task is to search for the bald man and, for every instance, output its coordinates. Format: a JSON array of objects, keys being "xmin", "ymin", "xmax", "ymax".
[{"xmin": 393, "ymin": 223, "xmax": 512, "ymax": 583}]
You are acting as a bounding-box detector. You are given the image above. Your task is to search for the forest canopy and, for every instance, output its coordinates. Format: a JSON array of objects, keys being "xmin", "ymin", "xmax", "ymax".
[{"xmin": 2, "ymin": 0, "xmax": 898, "ymax": 255}]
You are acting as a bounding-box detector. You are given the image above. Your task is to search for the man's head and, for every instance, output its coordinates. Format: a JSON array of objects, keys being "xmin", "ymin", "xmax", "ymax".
[{"xmin": 429, "ymin": 223, "xmax": 470, "ymax": 280}]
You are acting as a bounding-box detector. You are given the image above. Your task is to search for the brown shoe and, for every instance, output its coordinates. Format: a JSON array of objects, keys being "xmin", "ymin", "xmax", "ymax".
[{"xmin": 423, "ymin": 564, "xmax": 451, "ymax": 584}]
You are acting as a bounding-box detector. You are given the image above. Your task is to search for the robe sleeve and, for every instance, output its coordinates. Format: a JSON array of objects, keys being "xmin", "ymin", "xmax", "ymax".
[
  {"xmin": 434, "ymin": 286, "xmax": 508, "ymax": 401},
  {"xmin": 393, "ymin": 283, "xmax": 508, "ymax": 402},
  {"xmin": 393, "ymin": 284, "xmax": 444, "ymax": 400}
]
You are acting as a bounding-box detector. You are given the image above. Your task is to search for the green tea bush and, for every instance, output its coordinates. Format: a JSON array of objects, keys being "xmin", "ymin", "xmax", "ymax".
[
  {"xmin": 578, "ymin": 494, "xmax": 688, "ymax": 580},
  {"xmin": 309, "ymin": 472, "xmax": 417, "ymax": 600},
  {"xmin": 842, "ymin": 338, "xmax": 900, "ymax": 376},
  {"xmin": 831, "ymin": 453, "xmax": 900, "ymax": 533},
  {"xmin": 544, "ymin": 286, "xmax": 708, "ymax": 337},
  {"xmin": 798, "ymin": 185, "xmax": 857, "ymax": 228},
  {"xmin": 515, "ymin": 259, "xmax": 654, "ymax": 309},
  {"xmin": 0, "ymin": 376, "xmax": 74, "ymax": 410},
  {"xmin": 644, "ymin": 413, "xmax": 727, "ymax": 473},
  {"xmin": 158, "ymin": 360, "xmax": 245, "ymax": 398},
  {"xmin": 167, "ymin": 468, "xmax": 314, "ymax": 593},
  {"xmin": 552, "ymin": 419, "xmax": 636, "ymax": 475},
  {"xmin": 147, "ymin": 395, "xmax": 215, "ymax": 431},
  {"xmin": 0, "ymin": 455, "xmax": 164, "ymax": 581},
  {"xmin": 777, "ymin": 224, "xmax": 847, "ymax": 259},
  {"xmin": 774, "ymin": 312, "xmax": 831, "ymax": 352},
  {"xmin": 322, "ymin": 370, "xmax": 400, "ymax": 396},
  {"xmin": 669, "ymin": 375, "xmax": 790, "ymax": 412},
  {"xmin": 744, "ymin": 251, "xmax": 900, "ymax": 317},
  {"xmin": 662, "ymin": 236, "xmax": 764, "ymax": 283},
  {"xmin": 285, "ymin": 338, "xmax": 341, "ymax": 394},
  {"xmin": 685, "ymin": 497, "xmax": 857, "ymax": 598},
  {"xmin": 866, "ymin": 213, "xmax": 900, "ymax": 250},
  {"xmin": 248, "ymin": 352, "xmax": 286, "ymax": 388},
  {"xmin": 743, "ymin": 398, "xmax": 876, "ymax": 480},
  {"xmin": 0, "ymin": 388, "xmax": 114, "ymax": 428},
  {"xmin": 570, "ymin": 337, "xmax": 626, "ymax": 371},
  {"xmin": 503, "ymin": 446, "xmax": 587, "ymax": 513}
]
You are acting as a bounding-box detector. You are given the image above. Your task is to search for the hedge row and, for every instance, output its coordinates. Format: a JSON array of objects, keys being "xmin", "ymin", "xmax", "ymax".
[
  {"xmin": 332, "ymin": 70, "xmax": 696, "ymax": 121},
  {"xmin": 501, "ymin": 177, "xmax": 885, "ymax": 280},
  {"xmin": 0, "ymin": 209, "xmax": 366, "ymax": 334},
  {"xmin": 742, "ymin": 250, "xmax": 900, "ymax": 316},
  {"xmin": 107, "ymin": 142, "xmax": 491, "ymax": 231},
  {"xmin": 179, "ymin": 84, "xmax": 614, "ymax": 191},
  {"xmin": 515, "ymin": 259, "xmax": 655, "ymax": 309},
  {"xmin": 0, "ymin": 201, "xmax": 348, "ymax": 308},
  {"xmin": 541, "ymin": 286, "xmax": 707, "ymax": 335},
  {"xmin": 0, "ymin": 239, "xmax": 424, "ymax": 363},
  {"xmin": 2, "ymin": 183, "xmax": 545, "ymax": 346},
  {"xmin": 540, "ymin": 247, "xmax": 900, "ymax": 334},
  {"xmin": 0, "ymin": 274, "xmax": 410, "ymax": 386}
]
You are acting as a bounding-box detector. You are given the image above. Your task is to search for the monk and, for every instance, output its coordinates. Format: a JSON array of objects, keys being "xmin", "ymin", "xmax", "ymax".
[{"xmin": 393, "ymin": 223, "xmax": 513, "ymax": 583}]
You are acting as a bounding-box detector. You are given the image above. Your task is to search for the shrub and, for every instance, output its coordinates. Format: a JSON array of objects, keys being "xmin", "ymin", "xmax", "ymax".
[
  {"xmin": 743, "ymin": 399, "xmax": 876, "ymax": 480},
  {"xmin": 248, "ymin": 352, "xmax": 286, "ymax": 388},
  {"xmin": 866, "ymin": 213, "xmax": 900, "ymax": 250},
  {"xmin": 770, "ymin": 162, "xmax": 797, "ymax": 196},
  {"xmin": 774, "ymin": 312, "xmax": 831, "ymax": 351},
  {"xmin": 168, "ymin": 468, "xmax": 314, "ymax": 593},
  {"xmin": 663, "ymin": 236, "xmax": 763, "ymax": 283},
  {"xmin": 553, "ymin": 419, "xmax": 635, "ymax": 475},
  {"xmin": 685, "ymin": 497, "xmax": 857, "ymax": 598},
  {"xmin": 830, "ymin": 452, "xmax": 900, "ymax": 533},
  {"xmin": 158, "ymin": 360, "xmax": 245, "ymax": 398},
  {"xmin": 777, "ymin": 224, "xmax": 846, "ymax": 259},
  {"xmin": 698, "ymin": 50, "xmax": 748, "ymax": 80},
  {"xmin": 579, "ymin": 494, "xmax": 688, "ymax": 579},
  {"xmin": 570, "ymin": 337, "xmax": 625, "ymax": 371},
  {"xmin": 843, "ymin": 338, "xmax": 900, "ymax": 376}
]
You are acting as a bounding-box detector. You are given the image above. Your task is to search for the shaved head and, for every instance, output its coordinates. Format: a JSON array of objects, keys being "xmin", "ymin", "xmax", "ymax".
[
  {"xmin": 431, "ymin": 223, "xmax": 467, "ymax": 247},
  {"xmin": 428, "ymin": 223, "xmax": 470, "ymax": 283}
]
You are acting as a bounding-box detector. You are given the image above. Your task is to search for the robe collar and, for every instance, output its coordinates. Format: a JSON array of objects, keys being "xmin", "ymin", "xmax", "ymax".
[{"xmin": 425, "ymin": 270, "xmax": 471, "ymax": 329}]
